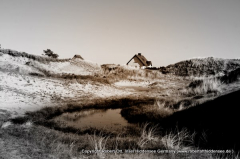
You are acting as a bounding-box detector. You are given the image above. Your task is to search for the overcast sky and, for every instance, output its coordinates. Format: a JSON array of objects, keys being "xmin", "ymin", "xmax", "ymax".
[{"xmin": 0, "ymin": 0, "xmax": 240, "ymax": 66}]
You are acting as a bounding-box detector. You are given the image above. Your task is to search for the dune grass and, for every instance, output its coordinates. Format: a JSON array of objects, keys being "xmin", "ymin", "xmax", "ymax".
[
  {"xmin": 101, "ymin": 64, "xmax": 163, "ymax": 83},
  {"xmin": 161, "ymin": 128, "xmax": 195, "ymax": 150},
  {"xmin": 2, "ymin": 118, "xmax": 231, "ymax": 159},
  {"xmin": 161, "ymin": 57, "xmax": 240, "ymax": 76},
  {"xmin": 137, "ymin": 123, "xmax": 159, "ymax": 148},
  {"xmin": 88, "ymin": 133, "xmax": 109, "ymax": 158},
  {"xmin": 0, "ymin": 48, "xmax": 71, "ymax": 63},
  {"xmin": 120, "ymin": 96, "xmax": 200, "ymax": 124},
  {"xmin": 1, "ymin": 48, "xmax": 166, "ymax": 85},
  {"xmin": 181, "ymin": 77, "xmax": 223, "ymax": 96}
]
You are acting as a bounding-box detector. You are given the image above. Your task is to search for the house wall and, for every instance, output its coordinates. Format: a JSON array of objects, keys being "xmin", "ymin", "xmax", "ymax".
[{"xmin": 128, "ymin": 57, "xmax": 144, "ymax": 68}]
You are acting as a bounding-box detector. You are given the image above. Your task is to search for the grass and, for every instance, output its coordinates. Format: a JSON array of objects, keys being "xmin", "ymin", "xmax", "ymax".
[
  {"xmin": 161, "ymin": 128, "xmax": 194, "ymax": 150},
  {"xmin": 137, "ymin": 123, "xmax": 159, "ymax": 148},
  {"xmin": 31, "ymin": 69, "xmax": 111, "ymax": 84},
  {"xmin": 1, "ymin": 48, "xmax": 108, "ymax": 85},
  {"xmin": 1, "ymin": 48, "xmax": 167, "ymax": 85},
  {"xmin": 161, "ymin": 89, "xmax": 240, "ymax": 152},
  {"xmin": 4, "ymin": 96, "xmax": 203, "ymax": 158},
  {"xmin": 220, "ymin": 67, "xmax": 240, "ymax": 84},
  {"xmin": 120, "ymin": 97, "xmax": 199, "ymax": 124},
  {"xmin": 181, "ymin": 77, "xmax": 223, "ymax": 96},
  {"xmin": 180, "ymin": 67, "xmax": 240, "ymax": 97},
  {"xmin": 88, "ymin": 133, "xmax": 109, "ymax": 158},
  {"xmin": 0, "ymin": 124, "xmax": 87, "ymax": 158},
  {"xmin": 0, "ymin": 48, "xmax": 71, "ymax": 63},
  {"xmin": 161, "ymin": 57, "xmax": 240, "ymax": 76},
  {"xmin": 140, "ymin": 123, "xmax": 158, "ymax": 141},
  {"xmin": 2, "ymin": 112, "xmax": 239, "ymax": 159},
  {"xmin": 101, "ymin": 64, "xmax": 164, "ymax": 83}
]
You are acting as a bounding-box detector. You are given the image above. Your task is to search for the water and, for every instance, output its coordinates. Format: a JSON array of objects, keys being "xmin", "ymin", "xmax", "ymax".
[{"xmin": 53, "ymin": 108, "xmax": 133, "ymax": 131}]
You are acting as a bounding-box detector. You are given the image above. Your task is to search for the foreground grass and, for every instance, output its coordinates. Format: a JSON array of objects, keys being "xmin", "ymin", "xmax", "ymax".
[
  {"xmin": 0, "ymin": 120, "xmax": 237, "ymax": 159},
  {"xmin": 2, "ymin": 120, "xmax": 231, "ymax": 159},
  {"xmin": 2, "ymin": 91, "xmax": 240, "ymax": 158}
]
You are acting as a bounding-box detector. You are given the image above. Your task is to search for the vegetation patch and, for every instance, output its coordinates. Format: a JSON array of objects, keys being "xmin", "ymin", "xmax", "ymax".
[
  {"xmin": 220, "ymin": 67, "xmax": 240, "ymax": 84},
  {"xmin": 101, "ymin": 64, "xmax": 163, "ymax": 82},
  {"xmin": 0, "ymin": 48, "xmax": 70, "ymax": 63},
  {"xmin": 121, "ymin": 97, "xmax": 198, "ymax": 123},
  {"xmin": 182, "ymin": 78, "xmax": 222, "ymax": 96},
  {"xmin": 159, "ymin": 57, "xmax": 240, "ymax": 76},
  {"xmin": 10, "ymin": 97, "xmax": 155, "ymax": 134}
]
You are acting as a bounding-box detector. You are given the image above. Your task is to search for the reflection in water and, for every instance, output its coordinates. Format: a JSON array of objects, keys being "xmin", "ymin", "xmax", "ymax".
[
  {"xmin": 54, "ymin": 109, "xmax": 133, "ymax": 131},
  {"xmin": 61, "ymin": 109, "xmax": 107, "ymax": 122}
]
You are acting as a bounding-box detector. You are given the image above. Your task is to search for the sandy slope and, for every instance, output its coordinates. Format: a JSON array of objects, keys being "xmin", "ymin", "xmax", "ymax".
[
  {"xmin": 0, "ymin": 51, "xmax": 101, "ymax": 76},
  {"xmin": 0, "ymin": 71, "xmax": 132, "ymax": 117},
  {"xmin": 0, "ymin": 53, "xmax": 132, "ymax": 117}
]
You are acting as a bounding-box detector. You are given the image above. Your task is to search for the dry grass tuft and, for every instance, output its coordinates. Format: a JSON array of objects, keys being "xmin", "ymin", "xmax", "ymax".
[
  {"xmin": 181, "ymin": 77, "xmax": 223, "ymax": 96},
  {"xmin": 137, "ymin": 123, "xmax": 159, "ymax": 148},
  {"xmin": 88, "ymin": 132, "xmax": 109, "ymax": 158},
  {"xmin": 161, "ymin": 128, "xmax": 195, "ymax": 150},
  {"xmin": 154, "ymin": 100, "xmax": 175, "ymax": 116}
]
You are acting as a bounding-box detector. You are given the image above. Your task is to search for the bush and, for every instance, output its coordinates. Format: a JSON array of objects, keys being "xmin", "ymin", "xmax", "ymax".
[{"xmin": 43, "ymin": 49, "xmax": 59, "ymax": 59}]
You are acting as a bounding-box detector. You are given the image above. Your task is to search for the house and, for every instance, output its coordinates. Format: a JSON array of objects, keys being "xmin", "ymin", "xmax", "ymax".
[{"xmin": 126, "ymin": 53, "xmax": 152, "ymax": 68}]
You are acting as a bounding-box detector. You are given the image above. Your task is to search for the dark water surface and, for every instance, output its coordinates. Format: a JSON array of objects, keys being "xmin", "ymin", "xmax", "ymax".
[{"xmin": 54, "ymin": 108, "xmax": 134, "ymax": 131}]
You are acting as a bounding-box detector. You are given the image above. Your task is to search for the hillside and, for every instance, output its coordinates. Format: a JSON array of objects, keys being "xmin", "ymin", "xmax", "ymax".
[
  {"xmin": 1, "ymin": 49, "xmax": 240, "ymax": 158},
  {"xmin": 1, "ymin": 49, "xmax": 240, "ymax": 117},
  {"xmin": 0, "ymin": 49, "xmax": 179, "ymax": 117},
  {"xmin": 0, "ymin": 49, "xmax": 101, "ymax": 76},
  {"xmin": 162, "ymin": 89, "xmax": 240, "ymax": 151},
  {"xmin": 159, "ymin": 57, "xmax": 240, "ymax": 76},
  {"xmin": 0, "ymin": 49, "xmax": 134, "ymax": 117}
]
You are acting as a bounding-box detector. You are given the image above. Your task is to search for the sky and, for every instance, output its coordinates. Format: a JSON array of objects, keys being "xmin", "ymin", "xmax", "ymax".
[{"xmin": 0, "ymin": 0, "xmax": 240, "ymax": 66}]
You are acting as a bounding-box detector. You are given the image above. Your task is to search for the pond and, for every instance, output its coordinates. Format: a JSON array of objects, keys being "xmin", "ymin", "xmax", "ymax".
[{"xmin": 53, "ymin": 108, "xmax": 134, "ymax": 131}]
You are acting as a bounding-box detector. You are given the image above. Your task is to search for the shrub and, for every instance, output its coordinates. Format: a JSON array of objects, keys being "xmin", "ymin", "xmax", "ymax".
[{"xmin": 43, "ymin": 49, "xmax": 59, "ymax": 59}]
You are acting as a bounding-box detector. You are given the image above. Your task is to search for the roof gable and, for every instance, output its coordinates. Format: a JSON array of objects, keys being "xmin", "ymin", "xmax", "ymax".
[{"xmin": 127, "ymin": 53, "xmax": 152, "ymax": 66}]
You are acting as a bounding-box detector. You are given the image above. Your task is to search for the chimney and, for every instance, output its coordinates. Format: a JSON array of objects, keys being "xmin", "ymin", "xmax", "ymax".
[{"xmin": 138, "ymin": 53, "xmax": 141, "ymax": 56}]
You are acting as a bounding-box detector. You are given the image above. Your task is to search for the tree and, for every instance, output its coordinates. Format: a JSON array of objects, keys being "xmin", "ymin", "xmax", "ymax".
[{"xmin": 43, "ymin": 49, "xmax": 59, "ymax": 58}]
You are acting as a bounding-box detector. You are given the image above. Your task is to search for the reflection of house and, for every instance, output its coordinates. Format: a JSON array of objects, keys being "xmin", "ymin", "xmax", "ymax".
[{"xmin": 126, "ymin": 53, "xmax": 152, "ymax": 68}]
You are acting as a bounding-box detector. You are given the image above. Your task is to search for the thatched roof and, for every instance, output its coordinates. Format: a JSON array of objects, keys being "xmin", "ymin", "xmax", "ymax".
[{"xmin": 127, "ymin": 53, "xmax": 152, "ymax": 66}]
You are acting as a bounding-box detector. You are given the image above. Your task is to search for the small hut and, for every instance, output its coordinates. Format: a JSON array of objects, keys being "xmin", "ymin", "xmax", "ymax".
[{"xmin": 73, "ymin": 54, "xmax": 84, "ymax": 60}]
